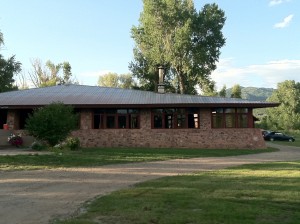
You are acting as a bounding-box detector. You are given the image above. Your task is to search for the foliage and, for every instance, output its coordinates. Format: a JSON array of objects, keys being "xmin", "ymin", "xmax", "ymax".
[
  {"xmin": 65, "ymin": 137, "xmax": 80, "ymax": 150},
  {"xmin": 219, "ymin": 84, "xmax": 227, "ymax": 97},
  {"xmin": 28, "ymin": 59, "xmax": 76, "ymax": 87},
  {"xmin": 261, "ymin": 80, "xmax": 300, "ymax": 130},
  {"xmin": 0, "ymin": 148, "xmax": 277, "ymax": 171},
  {"xmin": 98, "ymin": 72, "xmax": 136, "ymax": 89},
  {"xmin": 7, "ymin": 133, "xmax": 23, "ymax": 147},
  {"xmin": 25, "ymin": 102, "xmax": 79, "ymax": 146},
  {"xmin": 230, "ymin": 84, "xmax": 242, "ymax": 98},
  {"xmin": 54, "ymin": 161, "xmax": 300, "ymax": 224},
  {"xmin": 30, "ymin": 141, "xmax": 47, "ymax": 151},
  {"xmin": 0, "ymin": 30, "xmax": 22, "ymax": 93},
  {"xmin": 130, "ymin": 0, "xmax": 226, "ymax": 94}
]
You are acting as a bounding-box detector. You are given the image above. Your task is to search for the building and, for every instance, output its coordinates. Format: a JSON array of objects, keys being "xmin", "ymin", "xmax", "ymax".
[{"xmin": 0, "ymin": 84, "xmax": 278, "ymax": 149}]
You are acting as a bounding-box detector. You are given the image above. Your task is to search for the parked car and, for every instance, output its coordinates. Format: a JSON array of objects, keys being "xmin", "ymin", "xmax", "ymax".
[
  {"xmin": 261, "ymin": 130, "xmax": 271, "ymax": 137},
  {"xmin": 263, "ymin": 131, "xmax": 295, "ymax": 142}
]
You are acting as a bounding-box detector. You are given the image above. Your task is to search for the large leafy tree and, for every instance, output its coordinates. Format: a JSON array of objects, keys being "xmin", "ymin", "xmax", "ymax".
[
  {"xmin": 230, "ymin": 84, "xmax": 242, "ymax": 98},
  {"xmin": 130, "ymin": 0, "xmax": 226, "ymax": 94},
  {"xmin": 262, "ymin": 80, "xmax": 300, "ymax": 130},
  {"xmin": 28, "ymin": 59, "xmax": 76, "ymax": 87},
  {"xmin": 0, "ymin": 30, "xmax": 22, "ymax": 93},
  {"xmin": 98, "ymin": 72, "xmax": 136, "ymax": 89}
]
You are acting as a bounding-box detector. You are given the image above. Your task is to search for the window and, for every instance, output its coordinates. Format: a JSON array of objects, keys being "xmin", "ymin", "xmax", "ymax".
[
  {"xmin": 93, "ymin": 109, "xmax": 140, "ymax": 129},
  {"xmin": 152, "ymin": 108, "xmax": 199, "ymax": 129},
  {"xmin": 212, "ymin": 108, "xmax": 249, "ymax": 128}
]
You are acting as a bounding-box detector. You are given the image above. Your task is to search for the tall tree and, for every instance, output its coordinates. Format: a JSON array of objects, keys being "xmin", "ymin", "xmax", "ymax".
[
  {"xmin": 230, "ymin": 84, "xmax": 242, "ymax": 98},
  {"xmin": 28, "ymin": 59, "xmax": 76, "ymax": 87},
  {"xmin": 130, "ymin": 0, "xmax": 226, "ymax": 94},
  {"xmin": 219, "ymin": 84, "xmax": 227, "ymax": 97},
  {"xmin": 262, "ymin": 80, "xmax": 300, "ymax": 130},
  {"xmin": 98, "ymin": 72, "xmax": 136, "ymax": 89},
  {"xmin": 0, "ymin": 30, "xmax": 22, "ymax": 93}
]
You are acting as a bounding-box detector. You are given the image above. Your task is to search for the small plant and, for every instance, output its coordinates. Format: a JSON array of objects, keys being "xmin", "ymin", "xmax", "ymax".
[
  {"xmin": 8, "ymin": 133, "xmax": 23, "ymax": 147},
  {"xmin": 31, "ymin": 141, "xmax": 47, "ymax": 151},
  {"xmin": 65, "ymin": 137, "xmax": 80, "ymax": 150}
]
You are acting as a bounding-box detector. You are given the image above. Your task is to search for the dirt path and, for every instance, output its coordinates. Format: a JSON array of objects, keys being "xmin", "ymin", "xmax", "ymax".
[{"xmin": 1, "ymin": 143, "xmax": 300, "ymax": 224}]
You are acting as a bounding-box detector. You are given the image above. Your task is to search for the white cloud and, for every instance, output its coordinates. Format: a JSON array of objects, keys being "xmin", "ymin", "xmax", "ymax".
[
  {"xmin": 274, "ymin": 14, "xmax": 294, "ymax": 28},
  {"xmin": 211, "ymin": 59, "xmax": 300, "ymax": 90},
  {"xmin": 269, "ymin": 0, "xmax": 291, "ymax": 7}
]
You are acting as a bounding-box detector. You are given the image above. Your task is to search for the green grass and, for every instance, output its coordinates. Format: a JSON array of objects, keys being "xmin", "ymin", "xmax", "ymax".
[
  {"xmin": 55, "ymin": 161, "xmax": 300, "ymax": 224},
  {"xmin": 0, "ymin": 147, "xmax": 277, "ymax": 170}
]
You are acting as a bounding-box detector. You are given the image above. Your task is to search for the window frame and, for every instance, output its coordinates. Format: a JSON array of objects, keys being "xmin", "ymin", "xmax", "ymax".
[
  {"xmin": 93, "ymin": 109, "xmax": 140, "ymax": 129},
  {"xmin": 211, "ymin": 108, "xmax": 250, "ymax": 128},
  {"xmin": 151, "ymin": 108, "xmax": 200, "ymax": 129}
]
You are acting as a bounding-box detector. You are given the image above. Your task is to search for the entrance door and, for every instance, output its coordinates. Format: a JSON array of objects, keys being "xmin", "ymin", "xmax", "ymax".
[{"xmin": 0, "ymin": 110, "xmax": 8, "ymax": 129}]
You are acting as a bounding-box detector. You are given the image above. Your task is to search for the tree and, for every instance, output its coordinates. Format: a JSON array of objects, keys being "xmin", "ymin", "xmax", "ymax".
[
  {"xmin": 130, "ymin": 0, "xmax": 226, "ymax": 94},
  {"xmin": 261, "ymin": 80, "xmax": 300, "ymax": 130},
  {"xmin": 98, "ymin": 72, "xmax": 136, "ymax": 89},
  {"xmin": 219, "ymin": 84, "xmax": 227, "ymax": 97},
  {"xmin": 28, "ymin": 59, "xmax": 76, "ymax": 87},
  {"xmin": 25, "ymin": 102, "xmax": 79, "ymax": 146},
  {"xmin": 0, "ymin": 30, "xmax": 22, "ymax": 93},
  {"xmin": 0, "ymin": 55, "xmax": 21, "ymax": 92},
  {"xmin": 230, "ymin": 84, "xmax": 242, "ymax": 98}
]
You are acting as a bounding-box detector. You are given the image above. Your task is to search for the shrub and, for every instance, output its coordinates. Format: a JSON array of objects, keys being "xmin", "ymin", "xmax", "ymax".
[
  {"xmin": 65, "ymin": 137, "xmax": 80, "ymax": 150},
  {"xmin": 30, "ymin": 141, "xmax": 47, "ymax": 151},
  {"xmin": 25, "ymin": 102, "xmax": 79, "ymax": 147}
]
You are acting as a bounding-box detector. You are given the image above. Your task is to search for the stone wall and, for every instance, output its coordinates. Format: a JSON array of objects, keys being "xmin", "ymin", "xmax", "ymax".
[{"xmin": 72, "ymin": 108, "xmax": 266, "ymax": 149}]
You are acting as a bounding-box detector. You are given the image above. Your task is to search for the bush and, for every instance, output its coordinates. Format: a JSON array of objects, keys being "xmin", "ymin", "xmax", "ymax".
[
  {"xmin": 65, "ymin": 137, "xmax": 80, "ymax": 150},
  {"xmin": 25, "ymin": 102, "xmax": 79, "ymax": 147},
  {"xmin": 30, "ymin": 141, "xmax": 47, "ymax": 151}
]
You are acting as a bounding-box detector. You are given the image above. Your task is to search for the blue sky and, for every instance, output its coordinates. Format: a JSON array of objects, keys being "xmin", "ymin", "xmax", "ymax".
[{"xmin": 0, "ymin": 0, "xmax": 299, "ymax": 90}]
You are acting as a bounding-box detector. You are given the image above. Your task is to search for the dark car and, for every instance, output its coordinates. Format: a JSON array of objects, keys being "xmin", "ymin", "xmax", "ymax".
[
  {"xmin": 263, "ymin": 131, "xmax": 295, "ymax": 142},
  {"xmin": 262, "ymin": 130, "xmax": 271, "ymax": 137}
]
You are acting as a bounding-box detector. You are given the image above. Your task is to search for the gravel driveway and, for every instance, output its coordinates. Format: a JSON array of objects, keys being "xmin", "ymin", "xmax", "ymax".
[{"xmin": 1, "ymin": 143, "xmax": 300, "ymax": 224}]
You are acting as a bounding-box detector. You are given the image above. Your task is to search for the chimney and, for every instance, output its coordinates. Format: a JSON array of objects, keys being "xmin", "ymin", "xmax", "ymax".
[{"xmin": 157, "ymin": 66, "xmax": 165, "ymax": 93}]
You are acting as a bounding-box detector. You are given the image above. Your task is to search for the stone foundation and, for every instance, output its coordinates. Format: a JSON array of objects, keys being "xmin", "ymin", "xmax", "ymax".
[{"xmin": 72, "ymin": 108, "xmax": 266, "ymax": 149}]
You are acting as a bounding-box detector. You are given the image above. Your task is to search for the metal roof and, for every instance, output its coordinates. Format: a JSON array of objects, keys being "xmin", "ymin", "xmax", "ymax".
[{"xmin": 0, "ymin": 84, "xmax": 279, "ymax": 109}]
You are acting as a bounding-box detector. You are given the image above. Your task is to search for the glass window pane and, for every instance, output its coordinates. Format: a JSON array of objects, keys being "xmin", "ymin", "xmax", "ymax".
[
  {"xmin": 118, "ymin": 115, "xmax": 127, "ymax": 128},
  {"xmin": 238, "ymin": 114, "xmax": 248, "ymax": 128},
  {"xmin": 106, "ymin": 116, "xmax": 115, "ymax": 128},
  {"xmin": 154, "ymin": 114, "xmax": 163, "ymax": 128},
  {"xmin": 212, "ymin": 114, "xmax": 223, "ymax": 128},
  {"xmin": 188, "ymin": 113, "xmax": 199, "ymax": 128},
  {"xmin": 237, "ymin": 108, "xmax": 248, "ymax": 113},
  {"xmin": 117, "ymin": 109, "xmax": 127, "ymax": 114},
  {"xmin": 225, "ymin": 108, "xmax": 235, "ymax": 113},
  {"xmin": 130, "ymin": 114, "xmax": 139, "ymax": 128},
  {"xmin": 225, "ymin": 114, "xmax": 235, "ymax": 128},
  {"xmin": 165, "ymin": 114, "xmax": 173, "ymax": 128},
  {"xmin": 177, "ymin": 114, "xmax": 186, "ymax": 128}
]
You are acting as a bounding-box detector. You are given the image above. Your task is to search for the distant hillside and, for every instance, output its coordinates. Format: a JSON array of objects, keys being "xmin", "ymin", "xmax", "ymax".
[{"xmin": 226, "ymin": 87, "xmax": 275, "ymax": 101}]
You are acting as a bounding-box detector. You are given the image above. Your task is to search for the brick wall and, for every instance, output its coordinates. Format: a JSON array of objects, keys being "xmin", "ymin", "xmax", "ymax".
[{"xmin": 72, "ymin": 108, "xmax": 266, "ymax": 149}]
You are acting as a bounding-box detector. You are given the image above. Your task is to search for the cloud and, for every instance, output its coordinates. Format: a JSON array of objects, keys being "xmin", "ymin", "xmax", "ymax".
[
  {"xmin": 269, "ymin": 0, "xmax": 291, "ymax": 6},
  {"xmin": 211, "ymin": 59, "xmax": 300, "ymax": 90},
  {"xmin": 274, "ymin": 14, "xmax": 294, "ymax": 28}
]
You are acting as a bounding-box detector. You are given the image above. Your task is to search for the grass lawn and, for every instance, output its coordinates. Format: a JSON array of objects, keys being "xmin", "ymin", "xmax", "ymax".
[
  {"xmin": 55, "ymin": 161, "xmax": 300, "ymax": 224},
  {"xmin": 0, "ymin": 147, "xmax": 277, "ymax": 170}
]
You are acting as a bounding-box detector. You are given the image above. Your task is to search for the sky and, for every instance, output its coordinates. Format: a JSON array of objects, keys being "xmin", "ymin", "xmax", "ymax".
[{"xmin": 0, "ymin": 0, "xmax": 299, "ymax": 90}]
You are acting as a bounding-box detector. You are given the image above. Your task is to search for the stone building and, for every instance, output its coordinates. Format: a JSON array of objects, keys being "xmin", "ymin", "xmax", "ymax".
[{"xmin": 0, "ymin": 84, "xmax": 278, "ymax": 149}]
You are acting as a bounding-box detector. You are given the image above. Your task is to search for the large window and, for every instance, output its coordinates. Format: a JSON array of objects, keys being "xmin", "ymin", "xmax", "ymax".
[
  {"xmin": 152, "ymin": 108, "xmax": 199, "ymax": 129},
  {"xmin": 93, "ymin": 109, "xmax": 139, "ymax": 129},
  {"xmin": 212, "ymin": 108, "xmax": 249, "ymax": 128}
]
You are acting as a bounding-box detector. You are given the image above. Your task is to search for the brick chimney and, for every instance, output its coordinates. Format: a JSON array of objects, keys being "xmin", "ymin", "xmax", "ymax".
[{"xmin": 157, "ymin": 66, "xmax": 165, "ymax": 93}]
